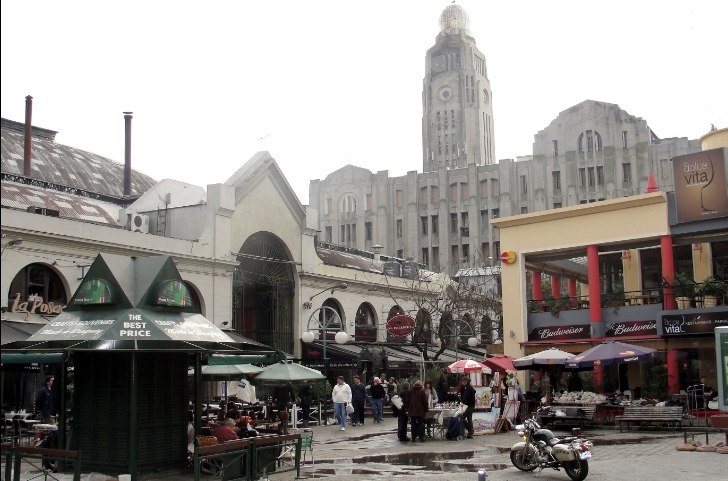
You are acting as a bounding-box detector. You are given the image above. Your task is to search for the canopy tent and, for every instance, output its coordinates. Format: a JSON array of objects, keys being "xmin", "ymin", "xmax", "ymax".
[
  {"xmin": 482, "ymin": 354, "xmax": 517, "ymax": 372},
  {"xmin": 251, "ymin": 360, "xmax": 326, "ymax": 387},
  {"xmin": 564, "ymin": 341, "xmax": 657, "ymax": 370},
  {"xmin": 513, "ymin": 348, "xmax": 576, "ymax": 370},
  {"xmin": 447, "ymin": 359, "xmax": 485, "ymax": 374}
]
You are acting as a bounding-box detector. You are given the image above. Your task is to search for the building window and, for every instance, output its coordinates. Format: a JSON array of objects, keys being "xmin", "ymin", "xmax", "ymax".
[
  {"xmin": 553, "ymin": 202, "xmax": 562, "ymax": 209},
  {"xmin": 480, "ymin": 210, "xmax": 488, "ymax": 227},
  {"xmin": 552, "ymin": 171, "xmax": 561, "ymax": 191},
  {"xmin": 346, "ymin": 224, "xmax": 351, "ymax": 242},
  {"xmin": 450, "ymin": 184, "xmax": 457, "ymax": 202},
  {"xmin": 438, "ymin": 137, "xmax": 442, "ymax": 155},
  {"xmin": 578, "ymin": 168, "xmax": 586, "ymax": 187},
  {"xmin": 552, "ymin": 140, "xmax": 558, "ymax": 157},
  {"xmin": 397, "ymin": 249, "xmax": 403, "ymax": 258},
  {"xmin": 450, "ymin": 213, "xmax": 458, "ymax": 232},
  {"xmin": 351, "ymin": 224, "xmax": 356, "ymax": 242},
  {"xmin": 480, "ymin": 180, "xmax": 488, "ymax": 197},
  {"xmin": 325, "ymin": 226, "xmax": 332, "ymax": 243},
  {"xmin": 432, "ymin": 247, "xmax": 440, "ymax": 270},
  {"xmin": 461, "ymin": 212, "xmax": 469, "ymax": 227},
  {"xmin": 420, "ymin": 187, "xmax": 428, "ymax": 204},
  {"xmin": 436, "ymin": 111, "xmax": 441, "ymax": 130},
  {"xmin": 366, "ymin": 193, "xmax": 372, "ymax": 210},
  {"xmin": 325, "ymin": 198, "xmax": 332, "ymax": 215},
  {"xmin": 396, "ymin": 190, "xmax": 403, "ymax": 208},
  {"xmin": 422, "ymin": 248, "xmax": 429, "ymax": 266},
  {"xmin": 491, "ymin": 209, "xmax": 499, "ymax": 219},
  {"xmin": 396, "ymin": 219, "xmax": 403, "ymax": 237},
  {"xmin": 452, "ymin": 245, "xmax": 459, "ymax": 264},
  {"xmin": 444, "ymin": 111, "xmax": 448, "ymax": 130},
  {"xmin": 623, "ymin": 163, "xmax": 632, "ymax": 183},
  {"xmin": 430, "ymin": 186, "xmax": 439, "ymax": 203},
  {"xmin": 493, "ymin": 241, "xmax": 500, "ymax": 256},
  {"xmin": 622, "ymin": 131, "xmax": 628, "ymax": 148},
  {"xmin": 8, "ymin": 263, "xmax": 67, "ymax": 308},
  {"xmin": 365, "ymin": 222, "xmax": 372, "ymax": 241},
  {"xmin": 660, "ymin": 159, "xmax": 670, "ymax": 179},
  {"xmin": 577, "ymin": 130, "xmax": 602, "ymax": 153},
  {"xmin": 482, "ymin": 242, "xmax": 490, "ymax": 260},
  {"xmin": 521, "ymin": 206, "xmax": 528, "ymax": 214},
  {"xmin": 340, "ymin": 225, "xmax": 346, "ymax": 241},
  {"xmin": 461, "ymin": 183, "xmax": 469, "ymax": 200},
  {"xmin": 597, "ymin": 166, "xmax": 604, "ymax": 186},
  {"xmin": 520, "ymin": 175, "xmax": 527, "ymax": 194},
  {"xmin": 462, "ymin": 244, "xmax": 469, "ymax": 263},
  {"xmin": 588, "ymin": 167, "xmax": 595, "ymax": 187},
  {"xmin": 491, "ymin": 179, "xmax": 500, "ymax": 196},
  {"xmin": 451, "ymin": 110, "xmax": 455, "ymax": 130},
  {"xmin": 421, "ymin": 216, "xmax": 428, "ymax": 235},
  {"xmin": 445, "ymin": 136, "xmax": 449, "ymax": 154},
  {"xmin": 431, "ymin": 215, "xmax": 438, "ymax": 234}
]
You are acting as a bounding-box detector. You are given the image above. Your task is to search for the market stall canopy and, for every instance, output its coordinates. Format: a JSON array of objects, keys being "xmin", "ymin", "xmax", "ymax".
[
  {"xmin": 513, "ymin": 348, "xmax": 576, "ymax": 370},
  {"xmin": 564, "ymin": 341, "xmax": 656, "ymax": 370},
  {"xmin": 447, "ymin": 359, "xmax": 484, "ymax": 374},
  {"xmin": 1, "ymin": 253, "xmax": 283, "ymax": 360},
  {"xmin": 250, "ymin": 360, "xmax": 326, "ymax": 386},
  {"xmin": 482, "ymin": 354, "xmax": 517, "ymax": 372}
]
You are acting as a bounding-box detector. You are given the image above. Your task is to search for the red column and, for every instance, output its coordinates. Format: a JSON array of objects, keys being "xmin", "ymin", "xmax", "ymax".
[
  {"xmin": 568, "ymin": 278, "xmax": 577, "ymax": 300},
  {"xmin": 661, "ymin": 235, "xmax": 676, "ymax": 310},
  {"xmin": 666, "ymin": 349, "xmax": 680, "ymax": 395},
  {"xmin": 587, "ymin": 244, "xmax": 601, "ymax": 323},
  {"xmin": 532, "ymin": 272, "xmax": 543, "ymax": 301},
  {"xmin": 551, "ymin": 276, "xmax": 561, "ymax": 297},
  {"xmin": 593, "ymin": 366, "xmax": 604, "ymax": 392}
]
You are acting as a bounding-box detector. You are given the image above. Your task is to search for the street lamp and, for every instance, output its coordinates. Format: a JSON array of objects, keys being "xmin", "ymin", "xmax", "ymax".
[{"xmin": 302, "ymin": 305, "xmax": 349, "ymax": 425}]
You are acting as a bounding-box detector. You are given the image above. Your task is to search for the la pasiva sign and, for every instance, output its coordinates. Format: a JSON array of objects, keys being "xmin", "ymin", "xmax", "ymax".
[{"xmin": 386, "ymin": 315, "xmax": 416, "ymax": 337}]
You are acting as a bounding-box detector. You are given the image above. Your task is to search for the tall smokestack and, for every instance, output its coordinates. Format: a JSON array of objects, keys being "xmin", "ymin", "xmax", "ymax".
[
  {"xmin": 23, "ymin": 95, "xmax": 33, "ymax": 177},
  {"xmin": 123, "ymin": 112, "xmax": 133, "ymax": 196}
]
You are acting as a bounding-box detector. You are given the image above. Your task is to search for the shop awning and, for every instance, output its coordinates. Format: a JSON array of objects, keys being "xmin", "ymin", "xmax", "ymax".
[
  {"xmin": 1, "ymin": 319, "xmax": 45, "ymax": 344},
  {"xmin": 1, "ymin": 352, "xmax": 66, "ymax": 364}
]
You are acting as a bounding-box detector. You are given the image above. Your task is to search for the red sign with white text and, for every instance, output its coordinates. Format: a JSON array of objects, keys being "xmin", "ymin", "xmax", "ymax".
[{"xmin": 386, "ymin": 315, "xmax": 416, "ymax": 337}]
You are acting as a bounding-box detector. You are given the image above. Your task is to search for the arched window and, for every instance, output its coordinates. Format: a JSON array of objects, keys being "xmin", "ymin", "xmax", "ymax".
[
  {"xmin": 414, "ymin": 308, "xmax": 432, "ymax": 343},
  {"xmin": 578, "ymin": 130, "xmax": 602, "ymax": 153},
  {"xmin": 8, "ymin": 263, "xmax": 67, "ymax": 309},
  {"xmin": 355, "ymin": 303, "xmax": 377, "ymax": 341}
]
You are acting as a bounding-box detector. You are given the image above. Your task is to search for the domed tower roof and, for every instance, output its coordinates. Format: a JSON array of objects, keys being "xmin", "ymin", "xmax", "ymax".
[{"xmin": 439, "ymin": 4, "xmax": 471, "ymax": 36}]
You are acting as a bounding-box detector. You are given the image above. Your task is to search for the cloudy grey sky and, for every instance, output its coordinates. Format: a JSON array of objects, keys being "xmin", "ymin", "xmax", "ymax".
[{"xmin": 2, "ymin": 1, "xmax": 725, "ymax": 203}]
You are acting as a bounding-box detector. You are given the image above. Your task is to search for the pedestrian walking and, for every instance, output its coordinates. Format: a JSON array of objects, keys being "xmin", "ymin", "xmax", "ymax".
[
  {"xmin": 369, "ymin": 377, "xmax": 386, "ymax": 423},
  {"xmin": 351, "ymin": 375, "xmax": 366, "ymax": 426},
  {"xmin": 35, "ymin": 376, "xmax": 55, "ymax": 425},
  {"xmin": 405, "ymin": 380, "xmax": 429, "ymax": 442},
  {"xmin": 387, "ymin": 377, "xmax": 398, "ymax": 406},
  {"xmin": 397, "ymin": 382, "xmax": 410, "ymax": 442},
  {"xmin": 331, "ymin": 376, "xmax": 352, "ymax": 431},
  {"xmin": 423, "ymin": 379, "xmax": 438, "ymax": 437},
  {"xmin": 459, "ymin": 376, "xmax": 476, "ymax": 438}
]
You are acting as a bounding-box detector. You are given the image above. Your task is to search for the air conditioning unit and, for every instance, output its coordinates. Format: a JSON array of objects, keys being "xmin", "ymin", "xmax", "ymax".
[{"xmin": 131, "ymin": 213, "xmax": 149, "ymax": 234}]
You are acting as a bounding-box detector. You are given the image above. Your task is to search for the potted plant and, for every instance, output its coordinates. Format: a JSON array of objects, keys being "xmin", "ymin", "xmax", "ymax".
[
  {"xmin": 672, "ymin": 272, "xmax": 696, "ymax": 309},
  {"xmin": 697, "ymin": 276, "xmax": 726, "ymax": 307},
  {"xmin": 547, "ymin": 294, "xmax": 572, "ymax": 318},
  {"xmin": 602, "ymin": 287, "xmax": 627, "ymax": 314}
]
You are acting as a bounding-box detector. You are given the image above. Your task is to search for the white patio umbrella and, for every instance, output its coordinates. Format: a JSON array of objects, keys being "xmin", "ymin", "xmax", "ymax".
[
  {"xmin": 447, "ymin": 359, "xmax": 484, "ymax": 374},
  {"xmin": 512, "ymin": 348, "xmax": 576, "ymax": 370}
]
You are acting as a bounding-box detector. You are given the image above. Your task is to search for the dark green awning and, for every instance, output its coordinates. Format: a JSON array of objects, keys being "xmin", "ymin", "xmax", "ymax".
[{"xmin": 1, "ymin": 352, "xmax": 66, "ymax": 364}]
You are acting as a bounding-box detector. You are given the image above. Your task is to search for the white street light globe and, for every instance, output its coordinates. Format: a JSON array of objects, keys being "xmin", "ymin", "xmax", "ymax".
[
  {"xmin": 334, "ymin": 331, "xmax": 349, "ymax": 344},
  {"xmin": 467, "ymin": 337, "xmax": 478, "ymax": 347},
  {"xmin": 301, "ymin": 331, "xmax": 315, "ymax": 343}
]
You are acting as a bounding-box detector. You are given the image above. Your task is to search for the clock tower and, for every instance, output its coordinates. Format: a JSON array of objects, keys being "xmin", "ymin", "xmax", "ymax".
[{"xmin": 422, "ymin": 4, "xmax": 495, "ymax": 172}]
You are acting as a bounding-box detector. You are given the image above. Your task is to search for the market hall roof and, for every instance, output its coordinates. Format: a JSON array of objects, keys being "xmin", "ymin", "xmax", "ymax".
[{"xmin": 1, "ymin": 118, "xmax": 157, "ymax": 199}]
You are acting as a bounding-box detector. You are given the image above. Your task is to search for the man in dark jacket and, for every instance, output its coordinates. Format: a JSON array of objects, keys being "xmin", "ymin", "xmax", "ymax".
[
  {"xmin": 405, "ymin": 380, "xmax": 429, "ymax": 442},
  {"xmin": 35, "ymin": 376, "xmax": 55, "ymax": 424},
  {"xmin": 397, "ymin": 382, "xmax": 411, "ymax": 442},
  {"xmin": 350, "ymin": 375, "xmax": 367, "ymax": 426},
  {"xmin": 369, "ymin": 377, "xmax": 386, "ymax": 423},
  {"xmin": 436, "ymin": 374, "xmax": 449, "ymax": 404},
  {"xmin": 459, "ymin": 376, "xmax": 476, "ymax": 438}
]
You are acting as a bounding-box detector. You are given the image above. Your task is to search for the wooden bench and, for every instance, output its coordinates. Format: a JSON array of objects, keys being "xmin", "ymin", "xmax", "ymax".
[
  {"xmin": 615, "ymin": 406, "xmax": 683, "ymax": 432},
  {"xmin": 537, "ymin": 406, "xmax": 596, "ymax": 429}
]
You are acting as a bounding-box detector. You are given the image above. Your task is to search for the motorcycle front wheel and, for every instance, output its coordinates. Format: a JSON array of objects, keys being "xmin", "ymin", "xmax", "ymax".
[
  {"xmin": 563, "ymin": 459, "xmax": 589, "ymax": 481},
  {"xmin": 510, "ymin": 448, "xmax": 538, "ymax": 471}
]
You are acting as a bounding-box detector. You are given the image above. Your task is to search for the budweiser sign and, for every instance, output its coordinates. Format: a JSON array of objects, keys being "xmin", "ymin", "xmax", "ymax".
[
  {"xmin": 528, "ymin": 324, "xmax": 589, "ymax": 342},
  {"xmin": 386, "ymin": 315, "xmax": 416, "ymax": 337},
  {"xmin": 606, "ymin": 320, "xmax": 658, "ymax": 338}
]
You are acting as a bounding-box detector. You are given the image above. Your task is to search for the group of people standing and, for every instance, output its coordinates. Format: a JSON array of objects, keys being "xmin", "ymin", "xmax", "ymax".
[{"xmin": 331, "ymin": 374, "xmax": 399, "ymax": 430}]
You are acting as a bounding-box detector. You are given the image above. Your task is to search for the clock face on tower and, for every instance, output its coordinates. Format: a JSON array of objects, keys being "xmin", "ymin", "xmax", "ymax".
[{"xmin": 438, "ymin": 86, "xmax": 453, "ymax": 102}]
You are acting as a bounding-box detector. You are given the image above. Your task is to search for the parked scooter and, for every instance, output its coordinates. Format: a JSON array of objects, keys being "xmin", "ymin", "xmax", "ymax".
[{"xmin": 510, "ymin": 406, "xmax": 593, "ymax": 481}]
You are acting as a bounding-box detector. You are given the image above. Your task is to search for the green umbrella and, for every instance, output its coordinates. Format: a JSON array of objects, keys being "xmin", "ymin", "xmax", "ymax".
[{"xmin": 251, "ymin": 360, "xmax": 326, "ymax": 386}]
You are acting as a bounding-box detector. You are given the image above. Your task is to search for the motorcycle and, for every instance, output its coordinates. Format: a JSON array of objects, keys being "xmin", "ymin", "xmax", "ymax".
[{"xmin": 510, "ymin": 407, "xmax": 593, "ymax": 481}]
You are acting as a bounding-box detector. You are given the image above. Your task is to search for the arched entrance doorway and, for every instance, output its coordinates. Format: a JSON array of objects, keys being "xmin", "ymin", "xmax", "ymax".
[{"xmin": 233, "ymin": 232, "xmax": 295, "ymax": 354}]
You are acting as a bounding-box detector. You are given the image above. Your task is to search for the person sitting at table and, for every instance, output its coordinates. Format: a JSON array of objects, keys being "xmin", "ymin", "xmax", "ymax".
[
  {"xmin": 211, "ymin": 418, "xmax": 239, "ymax": 443},
  {"xmin": 234, "ymin": 415, "xmax": 258, "ymax": 438},
  {"xmin": 568, "ymin": 372, "xmax": 583, "ymax": 392}
]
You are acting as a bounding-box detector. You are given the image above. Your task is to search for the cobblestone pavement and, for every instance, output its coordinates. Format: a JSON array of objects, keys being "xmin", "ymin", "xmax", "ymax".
[{"xmin": 11, "ymin": 416, "xmax": 727, "ymax": 480}]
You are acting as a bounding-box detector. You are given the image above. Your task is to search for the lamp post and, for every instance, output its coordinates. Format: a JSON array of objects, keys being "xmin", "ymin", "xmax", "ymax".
[{"xmin": 302, "ymin": 305, "xmax": 349, "ymax": 425}]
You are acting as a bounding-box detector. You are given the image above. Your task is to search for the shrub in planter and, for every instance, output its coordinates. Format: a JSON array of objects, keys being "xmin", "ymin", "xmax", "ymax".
[{"xmin": 697, "ymin": 276, "xmax": 726, "ymax": 307}]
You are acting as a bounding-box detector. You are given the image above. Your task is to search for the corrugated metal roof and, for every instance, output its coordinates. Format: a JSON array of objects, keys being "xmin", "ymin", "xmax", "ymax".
[
  {"xmin": 2, "ymin": 181, "xmax": 122, "ymax": 226},
  {"xmin": 316, "ymin": 247, "xmax": 384, "ymax": 273},
  {"xmin": 1, "ymin": 125, "xmax": 156, "ymax": 198}
]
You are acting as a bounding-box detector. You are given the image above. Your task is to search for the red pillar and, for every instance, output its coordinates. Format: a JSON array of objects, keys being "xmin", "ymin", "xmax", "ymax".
[
  {"xmin": 666, "ymin": 349, "xmax": 680, "ymax": 395},
  {"xmin": 568, "ymin": 278, "xmax": 577, "ymax": 300},
  {"xmin": 661, "ymin": 235, "xmax": 677, "ymax": 310},
  {"xmin": 587, "ymin": 244, "xmax": 601, "ymax": 323},
  {"xmin": 551, "ymin": 276, "xmax": 561, "ymax": 297},
  {"xmin": 593, "ymin": 366, "xmax": 604, "ymax": 392},
  {"xmin": 532, "ymin": 272, "xmax": 543, "ymax": 301}
]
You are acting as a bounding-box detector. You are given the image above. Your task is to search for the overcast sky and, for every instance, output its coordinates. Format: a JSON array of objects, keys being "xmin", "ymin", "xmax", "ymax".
[{"xmin": 2, "ymin": 1, "xmax": 726, "ymax": 204}]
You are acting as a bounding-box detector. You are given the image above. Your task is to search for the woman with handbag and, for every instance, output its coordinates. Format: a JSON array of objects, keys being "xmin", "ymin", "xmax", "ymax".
[{"xmin": 331, "ymin": 376, "xmax": 352, "ymax": 431}]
